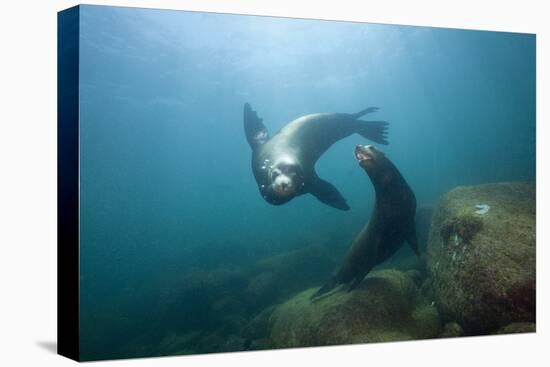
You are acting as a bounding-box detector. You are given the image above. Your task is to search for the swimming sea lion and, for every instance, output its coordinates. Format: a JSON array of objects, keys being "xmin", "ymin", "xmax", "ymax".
[
  {"xmin": 244, "ymin": 104, "xmax": 389, "ymax": 210},
  {"xmin": 311, "ymin": 144, "xmax": 418, "ymax": 299}
]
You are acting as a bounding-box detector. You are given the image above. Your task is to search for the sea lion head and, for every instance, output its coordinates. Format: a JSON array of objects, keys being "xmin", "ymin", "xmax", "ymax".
[
  {"xmin": 355, "ymin": 144, "xmax": 389, "ymax": 180},
  {"xmin": 254, "ymin": 155, "xmax": 305, "ymax": 205}
]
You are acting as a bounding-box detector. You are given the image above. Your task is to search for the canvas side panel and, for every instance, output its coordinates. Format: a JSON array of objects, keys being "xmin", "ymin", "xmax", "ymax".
[{"xmin": 57, "ymin": 5, "xmax": 80, "ymax": 362}]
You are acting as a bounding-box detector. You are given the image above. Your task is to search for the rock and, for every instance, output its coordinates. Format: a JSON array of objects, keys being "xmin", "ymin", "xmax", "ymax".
[
  {"xmin": 242, "ymin": 306, "xmax": 276, "ymax": 341},
  {"xmin": 419, "ymin": 278, "xmax": 434, "ymax": 299},
  {"xmin": 494, "ymin": 322, "xmax": 535, "ymax": 334},
  {"xmin": 156, "ymin": 331, "xmax": 201, "ymax": 356},
  {"xmin": 405, "ymin": 269, "xmax": 423, "ymax": 286},
  {"xmin": 410, "ymin": 304, "xmax": 441, "ymax": 339},
  {"xmin": 219, "ymin": 335, "xmax": 247, "ymax": 352},
  {"xmin": 157, "ymin": 265, "xmax": 249, "ymax": 331},
  {"xmin": 439, "ymin": 322, "xmax": 464, "ymax": 338},
  {"xmin": 217, "ymin": 313, "xmax": 248, "ymax": 336},
  {"xmin": 416, "ymin": 205, "xmax": 435, "ymax": 256},
  {"xmin": 194, "ymin": 333, "xmax": 225, "ymax": 353},
  {"xmin": 269, "ymin": 269, "xmax": 441, "ymax": 348},
  {"xmin": 247, "ymin": 271, "xmax": 275, "ymax": 296},
  {"xmin": 427, "ymin": 182, "xmax": 535, "ymax": 334},
  {"xmin": 246, "ymin": 244, "xmax": 337, "ymax": 309}
]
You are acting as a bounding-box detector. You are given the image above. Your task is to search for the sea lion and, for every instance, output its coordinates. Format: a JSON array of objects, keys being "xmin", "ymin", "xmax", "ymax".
[
  {"xmin": 311, "ymin": 144, "xmax": 419, "ymax": 299},
  {"xmin": 244, "ymin": 103, "xmax": 389, "ymax": 210}
]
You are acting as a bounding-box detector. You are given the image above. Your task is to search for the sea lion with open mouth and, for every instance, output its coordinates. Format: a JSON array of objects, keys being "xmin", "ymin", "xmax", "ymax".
[
  {"xmin": 244, "ymin": 104, "xmax": 389, "ymax": 210},
  {"xmin": 311, "ymin": 145, "xmax": 419, "ymax": 299}
]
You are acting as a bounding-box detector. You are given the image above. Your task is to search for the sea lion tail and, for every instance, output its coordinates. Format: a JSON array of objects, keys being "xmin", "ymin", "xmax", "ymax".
[
  {"xmin": 355, "ymin": 120, "xmax": 390, "ymax": 145},
  {"xmin": 351, "ymin": 107, "xmax": 389, "ymax": 145},
  {"xmin": 352, "ymin": 106, "xmax": 379, "ymax": 118}
]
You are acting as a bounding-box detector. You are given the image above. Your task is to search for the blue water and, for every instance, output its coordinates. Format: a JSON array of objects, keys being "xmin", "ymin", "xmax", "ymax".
[{"xmin": 77, "ymin": 5, "xmax": 535, "ymax": 360}]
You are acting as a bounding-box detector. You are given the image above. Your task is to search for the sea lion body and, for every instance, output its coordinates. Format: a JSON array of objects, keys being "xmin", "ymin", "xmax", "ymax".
[
  {"xmin": 244, "ymin": 104, "xmax": 389, "ymax": 210},
  {"xmin": 312, "ymin": 145, "xmax": 419, "ymax": 299}
]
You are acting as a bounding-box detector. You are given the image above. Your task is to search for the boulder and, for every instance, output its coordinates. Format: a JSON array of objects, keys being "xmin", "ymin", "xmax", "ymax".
[
  {"xmin": 416, "ymin": 205, "xmax": 435, "ymax": 256},
  {"xmin": 241, "ymin": 306, "xmax": 276, "ymax": 350},
  {"xmin": 426, "ymin": 182, "xmax": 535, "ymax": 334},
  {"xmin": 269, "ymin": 269, "xmax": 440, "ymax": 348}
]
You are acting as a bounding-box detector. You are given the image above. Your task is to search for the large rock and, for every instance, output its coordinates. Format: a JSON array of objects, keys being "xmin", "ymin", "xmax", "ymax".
[
  {"xmin": 426, "ymin": 182, "xmax": 535, "ymax": 334},
  {"xmin": 269, "ymin": 269, "xmax": 440, "ymax": 348}
]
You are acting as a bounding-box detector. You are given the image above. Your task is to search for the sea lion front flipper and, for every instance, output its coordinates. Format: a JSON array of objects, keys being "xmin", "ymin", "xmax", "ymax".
[
  {"xmin": 309, "ymin": 174, "xmax": 350, "ymax": 211},
  {"xmin": 243, "ymin": 103, "xmax": 270, "ymax": 150}
]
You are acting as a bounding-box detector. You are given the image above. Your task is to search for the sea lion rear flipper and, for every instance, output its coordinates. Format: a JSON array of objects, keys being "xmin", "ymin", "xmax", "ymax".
[
  {"xmin": 350, "ymin": 107, "xmax": 390, "ymax": 145},
  {"xmin": 352, "ymin": 106, "xmax": 380, "ymax": 118},
  {"xmin": 243, "ymin": 103, "xmax": 269, "ymax": 150},
  {"xmin": 310, "ymin": 276, "xmax": 340, "ymax": 301},
  {"xmin": 355, "ymin": 120, "xmax": 390, "ymax": 145},
  {"xmin": 346, "ymin": 277, "xmax": 363, "ymax": 292},
  {"xmin": 310, "ymin": 174, "xmax": 350, "ymax": 211},
  {"xmin": 313, "ymin": 276, "xmax": 362, "ymax": 300}
]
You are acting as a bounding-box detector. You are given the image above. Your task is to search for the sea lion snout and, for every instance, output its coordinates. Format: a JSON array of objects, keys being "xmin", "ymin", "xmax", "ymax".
[
  {"xmin": 272, "ymin": 174, "xmax": 295, "ymax": 197},
  {"xmin": 355, "ymin": 145, "xmax": 377, "ymax": 167},
  {"xmin": 267, "ymin": 158, "xmax": 303, "ymax": 198}
]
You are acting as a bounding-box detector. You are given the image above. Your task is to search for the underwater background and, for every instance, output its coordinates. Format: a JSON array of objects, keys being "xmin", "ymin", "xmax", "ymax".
[{"xmin": 77, "ymin": 5, "xmax": 535, "ymax": 360}]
